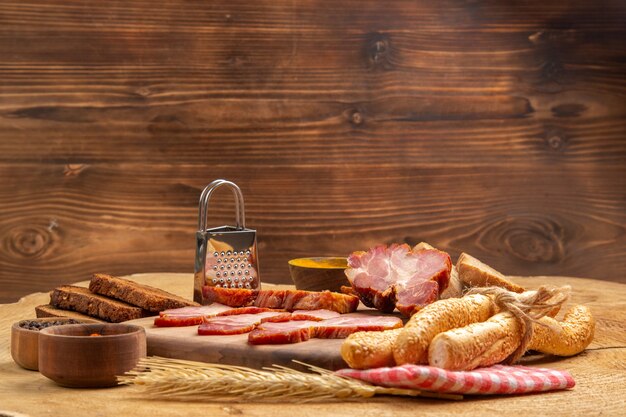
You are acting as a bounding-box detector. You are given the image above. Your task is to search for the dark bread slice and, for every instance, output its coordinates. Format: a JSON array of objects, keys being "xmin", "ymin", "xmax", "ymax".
[
  {"xmin": 35, "ymin": 304, "xmax": 106, "ymax": 323},
  {"xmin": 50, "ymin": 285, "xmax": 149, "ymax": 323},
  {"xmin": 89, "ymin": 273, "xmax": 199, "ymax": 313}
]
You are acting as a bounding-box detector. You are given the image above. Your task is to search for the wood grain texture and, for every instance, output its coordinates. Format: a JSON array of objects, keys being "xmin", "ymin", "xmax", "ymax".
[
  {"xmin": 1, "ymin": 1, "xmax": 625, "ymax": 302},
  {"xmin": 0, "ymin": 274, "xmax": 625, "ymax": 416}
]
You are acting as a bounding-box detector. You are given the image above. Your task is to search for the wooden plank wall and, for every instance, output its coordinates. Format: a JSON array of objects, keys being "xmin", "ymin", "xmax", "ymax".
[{"xmin": 0, "ymin": 1, "xmax": 625, "ymax": 302}]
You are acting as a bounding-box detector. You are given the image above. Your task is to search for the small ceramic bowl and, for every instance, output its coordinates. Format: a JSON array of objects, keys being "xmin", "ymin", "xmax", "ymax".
[
  {"xmin": 38, "ymin": 323, "xmax": 146, "ymax": 388},
  {"xmin": 11, "ymin": 317, "xmax": 97, "ymax": 371},
  {"xmin": 289, "ymin": 257, "xmax": 349, "ymax": 292}
]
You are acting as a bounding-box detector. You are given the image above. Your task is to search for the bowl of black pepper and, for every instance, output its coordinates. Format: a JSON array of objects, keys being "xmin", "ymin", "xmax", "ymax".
[{"xmin": 11, "ymin": 317, "xmax": 98, "ymax": 371}]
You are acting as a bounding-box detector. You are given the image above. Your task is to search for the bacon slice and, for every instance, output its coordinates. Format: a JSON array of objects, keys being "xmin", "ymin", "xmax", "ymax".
[
  {"xmin": 216, "ymin": 307, "xmax": 281, "ymax": 316},
  {"xmin": 202, "ymin": 286, "xmax": 257, "ymax": 307},
  {"xmin": 153, "ymin": 305, "xmax": 319, "ymax": 328},
  {"xmin": 283, "ymin": 291, "xmax": 355, "ymax": 312},
  {"xmin": 198, "ymin": 311, "xmax": 286, "ymax": 335},
  {"xmin": 254, "ymin": 290, "xmax": 287, "ymax": 309},
  {"xmin": 247, "ymin": 314, "xmax": 402, "ymax": 345},
  {"xmin": 154, "ymin": 304, "xmax": 233, "ymax": 327},
  {"xmin": 202, "ymin": 287, "xmax": 359, "ymax": 314},
  {"xmin": 159, "ymin": 304, "xmax": 232, "ymax": 317},
  {"xmin": 258, "ymin": 313, "xmax": 294, "ymax": 323},
  {"xmin": 345, "ymin": 244, "xmax": 452, "ymax": 316},
  {"xmin": 247, "ymin": 321, "xmax": 317, "ymax": 344},
  {"xmin": 290, "ymin": 309, "xmax": 341, "ymax": 321},
  {"xmin": 314, "ymin": 314, "xmax": 402, "ymax": 338},
  {"xmin": 154, "ymin": 316, "xmax": 205, "ymax": 327}
]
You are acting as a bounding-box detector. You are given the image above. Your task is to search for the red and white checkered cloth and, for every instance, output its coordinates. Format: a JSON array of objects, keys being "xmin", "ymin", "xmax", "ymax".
[{"xmin": 336, "ymin": 364, "xmax": 575, "ymax": 395}]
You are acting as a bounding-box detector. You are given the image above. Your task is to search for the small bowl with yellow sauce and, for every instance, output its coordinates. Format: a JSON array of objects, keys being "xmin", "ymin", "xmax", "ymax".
[{"xmin": 288, "ymin": 257, "xmax": 349, "ymax": 293}]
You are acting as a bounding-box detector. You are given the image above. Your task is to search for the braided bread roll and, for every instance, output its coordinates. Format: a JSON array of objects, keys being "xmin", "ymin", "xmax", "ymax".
[
  {"xmin": 428, "ymin": 312, "xmax": 524, "ymax": 370},
  {"xmin": 393, "ymin": 294, "xmax": 496, "ymax": 365},
  {"xmin": 341, "ymin": 294, "xmax": 495, "ymax": 369},
  {"xmin": 428, "ymin": 305, "xmax": 595, "ymax": 370}
]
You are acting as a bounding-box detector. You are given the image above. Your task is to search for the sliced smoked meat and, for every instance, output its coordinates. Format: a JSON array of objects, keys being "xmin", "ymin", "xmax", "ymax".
[
  {"xmin": 202, "ymin": 287, "xmax": 359, "ymax": 314},
  {"xmin": 247, "ymin": 314, "xmax": 402, "ymax": 345},
  {"xmin": 254, "ymin": 290, "xmax": 287, "ymax": 309},
  {"xmin": 202, "ymin": 286, "xmax": 257, "ymax": 307},
  {"xmin": 345, "ymin": 244, "xmax": 452, "ymax": 316},
  {"xmin": 257, "ymin": 312, "xmax": 294, "ymax": 323},
  {"xmin": 248, "ymin": 321, "xmax": 317, "ymax": 344},
  {"xmin": 159, "ymin": 304, "xmax": 232, "ymax": 317},
  {"xmin": 216, "ymin": 307, "xmax": 281, "ymax": 316},
  {"xmin": 314, "ymin": 314, "xmax": 402, "ymax": 338},
  {"xmin": 290, "ymin": 309, "xmax": 341, "ymax": 321},
  {"xmin": 154, "ymin": 316, "xmax": 205, "ymax": 327},
  {"xmin": 244, "ymin": 309, "xmax": 341, "ymax": 327},
  {"xmin": 282, "ymin": 290, "xmax": 358, "ymax": 313},
  {"xmin": 198, "ymin": 311, "xmax": 285, "ymax": 335},
  {"xmin": 154, "ymin": 303, "xmax": 233, "ymax": 327}
]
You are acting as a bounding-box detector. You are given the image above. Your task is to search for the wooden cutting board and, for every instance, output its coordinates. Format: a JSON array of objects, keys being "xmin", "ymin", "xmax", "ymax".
[{"xmin": 127, "ymin": 316, "xmax": 349, "ymax": 370}]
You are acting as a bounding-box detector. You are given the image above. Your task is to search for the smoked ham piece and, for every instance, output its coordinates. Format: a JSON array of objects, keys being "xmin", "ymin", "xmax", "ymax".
[
  {"xmin": 248, "ymin": 314, "xmax": 403, "ymax": 345},
  {"xmin": 202, "ymin": 287, "xmax": 359, "ymax": 314},
  {"xmin": 345, "ymin": 244, "xmax": 452, "ymax": 316}
]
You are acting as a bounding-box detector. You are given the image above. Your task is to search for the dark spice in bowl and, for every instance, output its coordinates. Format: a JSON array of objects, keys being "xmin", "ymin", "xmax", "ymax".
[
  {"xmin": 12, "ymin": 317, "xmax": 97, "ymax": 371},
  {"xmin": 18, "ymin": 319, "xmax": 82, "ymax": 331}
]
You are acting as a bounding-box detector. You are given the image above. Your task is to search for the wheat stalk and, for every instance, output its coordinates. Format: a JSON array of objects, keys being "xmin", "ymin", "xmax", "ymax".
[{"xmin": 118, "ymin": 357, "xmax": 462, "ymax": 402}]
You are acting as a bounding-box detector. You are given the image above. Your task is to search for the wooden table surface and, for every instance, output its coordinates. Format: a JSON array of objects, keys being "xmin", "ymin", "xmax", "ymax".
[
  {"xmin": 1, "ymin": 273, "xmax": 624, "ymax": 417},
  {"xmin": 2, "ymin": 0, "xmax": 626, "ymax": 304}
]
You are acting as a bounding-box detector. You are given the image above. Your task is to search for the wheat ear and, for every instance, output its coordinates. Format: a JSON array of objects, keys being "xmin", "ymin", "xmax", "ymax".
[{"xmin": 118, "ymin": 356, "xmax": 461, "ymax": 402}]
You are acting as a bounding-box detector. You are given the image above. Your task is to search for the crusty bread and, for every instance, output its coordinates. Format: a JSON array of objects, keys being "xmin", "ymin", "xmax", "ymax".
[
  {"xmin": 428, "ymin": 311, "xmax": 523, "ymax": 370},
  {"xmin": 50, "ymin": 285, "xmax": 148, "ymax": 323},
  {"xmin": 35, "ymin": 304, "xmax": 106, "ymax": 323},
  {"xmin": 89, "ymin": 274, "xmax": 199, "ymax": 313},
  {"xmin": 457, "ymin": 253, "xmax": 524, "ymax": 293}
]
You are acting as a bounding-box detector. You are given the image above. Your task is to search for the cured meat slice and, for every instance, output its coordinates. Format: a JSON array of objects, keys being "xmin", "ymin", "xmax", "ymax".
[
  {"xmin": 257, "ymin": 313, "xmax": 293, "ymax": 323},
  {"xmin": 202, "ymin": 287, "xmax": 359, "ymax": 314},
  {"xmin": 248, "ymin": 321, "xmax": 317, "ymax": 344},
  {"xmin": 247, "ymin": 314, "xmax": 403, "ymax": 345},
  {"xmin": 282, "ymin": 290, "xmax": 358, "ymax": 313},
  {"xmin": 198, "ymin": 311, "xmax": 285, "ymax": 335},
  {"xmin": 154, "ymin": 316, "xmax": 205, "ymax": 327},
  {"xmin": 314, "ymin": 314, "xmax": 402, "ymax": 338},
  {"xmin": 345, "ymin": 244, "xmax": 452, "ymax": 316},
  {"xmin": 154, "ymin": 303, "xmax": 232, "ymax": 327},
  {"xmin": 216, "ymin": 307, "xmax": 281, "ymax": 316},
  {"xmin": 290, "ymin": 309, "xmax": 341, "ymax": 321},
  {"xmin": 202, "ymin": 286, "xmax": 257, "ymax": 307},
  {"xmin": 254, "ymin": 290, "xmax": 286, "ymax": 309},
  {"xmin": 159, "ymin": 304, "xmax": 232, "ymax": 317}
]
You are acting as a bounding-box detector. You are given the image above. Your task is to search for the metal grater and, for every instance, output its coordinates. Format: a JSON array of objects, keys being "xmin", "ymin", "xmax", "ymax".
[{"xmin": 193, "ymin": 179, "xmax": 260, "ymax": 304}]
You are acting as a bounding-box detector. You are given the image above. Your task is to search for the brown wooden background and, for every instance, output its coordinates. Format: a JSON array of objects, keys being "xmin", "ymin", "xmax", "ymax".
[{"xmin": 1, "ymin": 1, "xmax": 625, "ymax": 303}]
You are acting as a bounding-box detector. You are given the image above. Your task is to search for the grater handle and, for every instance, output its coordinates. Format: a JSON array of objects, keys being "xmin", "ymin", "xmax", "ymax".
[{"xmin": 198, "ymin": 179, "xmax": 246, "ymax": 231}]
